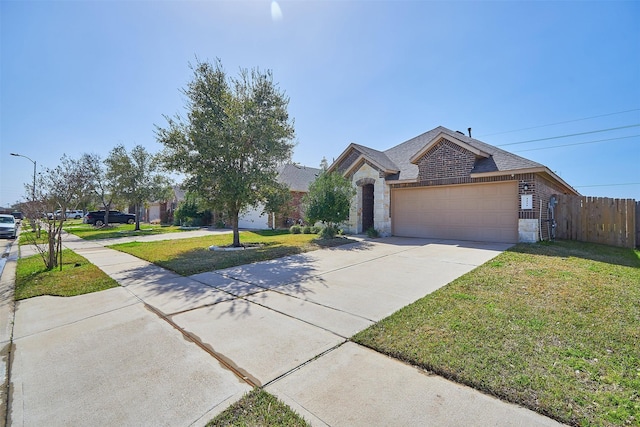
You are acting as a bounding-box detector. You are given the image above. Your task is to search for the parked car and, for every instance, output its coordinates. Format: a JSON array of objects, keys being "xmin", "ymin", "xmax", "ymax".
[
  {"xmin": 11, "ymin": 212, "xmax": 23, "ymax": 223},
  {"xmin": 84, "ymin": 210, "xmax": 136, "ymax": 226},
  {"xmin": 65, "ymin": 210, "xmax": 84, "ymax": 219},
  {"xmin": 0, "ymin": 214, "xmax": 17, "ymax": 239},
  {"xmin": 47, "ymin": 209, "xmax": 84, "ymax": 220}
]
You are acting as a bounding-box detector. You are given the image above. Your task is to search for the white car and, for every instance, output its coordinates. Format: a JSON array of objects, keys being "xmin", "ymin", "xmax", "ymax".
[
  {"xmin": 47, "ymin": 209, "xmax": 84, "ymax": 220},
  {"xmin": 0, "ymin": 214, "xmax": 17, "ymax": 239}
]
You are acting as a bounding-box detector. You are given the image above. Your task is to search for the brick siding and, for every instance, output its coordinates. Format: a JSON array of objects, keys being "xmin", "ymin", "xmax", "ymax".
[{"xmin": 416, "ymin": 139, "xmax": 476, "ymax": 180}]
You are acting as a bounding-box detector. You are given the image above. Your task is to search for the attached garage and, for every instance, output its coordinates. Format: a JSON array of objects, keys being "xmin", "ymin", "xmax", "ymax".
[
  {"xmin": 328, "ymin": 127, "xmax": 579, "ymax": 242},
  {"xmin": 391, "ymin": 181, "xmax": 519, "ymax": 243}
]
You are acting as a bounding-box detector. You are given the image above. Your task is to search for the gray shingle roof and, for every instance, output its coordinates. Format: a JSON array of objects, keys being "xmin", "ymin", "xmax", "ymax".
[
  {"xmin": 278, "ymin": 163, "xmax": 321, "ymax": 192},
  {"xmin": 382, "ymin": 126, "xmax": 544, "ymax": 181},
  {"xmin": 351, "ymin": 143, "xmax": 400, "ymax": 173}
]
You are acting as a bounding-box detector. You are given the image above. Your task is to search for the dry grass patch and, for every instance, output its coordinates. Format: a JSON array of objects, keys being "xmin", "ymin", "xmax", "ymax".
[{"xmin": 353, "ymin": 240, "xmax": 640, "ymax": 426}]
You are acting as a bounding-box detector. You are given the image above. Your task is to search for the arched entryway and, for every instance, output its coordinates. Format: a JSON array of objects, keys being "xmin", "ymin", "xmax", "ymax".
[{"xmin": 362, "ymin": 183, "xmax": 374, "ymax": 232}]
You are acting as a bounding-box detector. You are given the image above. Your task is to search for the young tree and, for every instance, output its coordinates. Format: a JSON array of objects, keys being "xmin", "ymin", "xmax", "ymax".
[
  {"xmin": 156, "ymin": 59, "xmax": 295, "ymax": 246},
  {"xmin": 105, "ymin": 145, "xmax": 172, "ymax": 230},
  {"xmin": 303, "ymin": 164, "xmax": 355, "ymax": 238},
  {"xmin": 21, "ymin": 155, "xmax": 91, "ymax": 270},
  {"xmin": 261, "ymin": 181, "xmax": 292, "ymax": 225},
  {"xmin": 81, "ymin": 153, "xmax": 118, "ymax": 226}
]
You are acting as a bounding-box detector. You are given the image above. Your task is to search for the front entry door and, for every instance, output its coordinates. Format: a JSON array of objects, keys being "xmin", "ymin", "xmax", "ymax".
[{"xmin": 362, "ymin": 184, "xmax": 374, "ymax": 232}]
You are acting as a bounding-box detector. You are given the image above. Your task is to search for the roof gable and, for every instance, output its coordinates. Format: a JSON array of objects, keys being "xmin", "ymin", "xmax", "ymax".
[
  {"xmin": 409, "ymin": 131, "xmax": 490, "ymax": 164},
  {"xmin": 328, "ymin": 143, "xmax": 399, "ymax": 175}
]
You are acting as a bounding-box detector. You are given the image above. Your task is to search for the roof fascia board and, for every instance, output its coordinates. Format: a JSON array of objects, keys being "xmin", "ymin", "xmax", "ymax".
[{"xmin": 409, "ymin": 132, "xmax": 490, "ymax": 164}]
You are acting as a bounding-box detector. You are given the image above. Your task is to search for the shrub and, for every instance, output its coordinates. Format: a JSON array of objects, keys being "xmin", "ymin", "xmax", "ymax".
[
  {"xmin": 311, "ymin": 226, "xmax": 321, "ymax": 234},
  {"xmin": 366, "ymin": 227, "xmax": 380, "ymax": 238},
  {"xmin": 319, "ymin": 225, "xmax": 337, "ymax": 239},
  {"xmin": 289, "ymin": 225, "xmax": 302, "ymax": 234},
  {"xmin": 302, "ymin": 225, "xmax": 312, "ymax": 234}
]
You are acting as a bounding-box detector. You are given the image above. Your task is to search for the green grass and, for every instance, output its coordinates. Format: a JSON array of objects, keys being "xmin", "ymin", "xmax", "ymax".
[
  {"xmin": 352, "ymin": 240, "xmax": 640, "ymax": 427},
  {"xmin": 207, "ymin": 388, "xmax": 309, "ymax": 427},
  {"xmin": 15, "ymin": 249, "xmax": 119, "ymax": 300},
  {"xmin": 109, "ymin": 230, "xmax": 354, "ymax": 276},
  {"xmin": 64, "ymin": 221, "xmax": 187, "ymax": 240},
  {"xmin": 18, "ymin": 229, "xmax": 49, "ymax": 246}
]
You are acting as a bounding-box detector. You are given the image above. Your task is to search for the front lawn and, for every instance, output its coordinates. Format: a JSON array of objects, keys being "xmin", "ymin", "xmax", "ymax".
[
  {"xmin": 207, "ymin": 388, "xmax": 309, "ymax": 427},
  {"xmin": 353, "ymin": 240, "xmax": 640, "ymax": 426},
  {"xmin": 109, "ymin": 230, "xmax": 355, "ymax": 276},
  {"xmin": 64, "ymin": 221, "xmax": 187, "ymax": 240},
  {"xmin": 15, "ymin": 249, "xmax": 119, "ymax": 300}
]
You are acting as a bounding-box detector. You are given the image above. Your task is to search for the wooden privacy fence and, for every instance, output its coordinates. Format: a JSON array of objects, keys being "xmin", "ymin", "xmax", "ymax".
[{"xmin": 554, "ymin": 195, "xmax": 637, "ymax": 249}]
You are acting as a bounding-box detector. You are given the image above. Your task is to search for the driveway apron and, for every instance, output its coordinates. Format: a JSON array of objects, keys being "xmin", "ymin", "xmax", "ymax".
[{"xmin": 7, "ymin": 234, "xmax": 563, "ymax": 426}]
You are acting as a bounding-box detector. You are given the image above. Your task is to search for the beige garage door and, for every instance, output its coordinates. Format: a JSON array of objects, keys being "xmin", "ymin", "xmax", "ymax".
[{"xmin": 392, "ymin": 182, "xmax": 518, "ymax": 243}]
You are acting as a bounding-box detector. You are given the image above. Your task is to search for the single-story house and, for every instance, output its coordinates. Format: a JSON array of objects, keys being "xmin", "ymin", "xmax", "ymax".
[
  {"xmin": 328, "ymin": 126, "xmax": 579, "ymax": 243},
  {"xmin": 146, "ymin": 185, "xmax": 186, "ymax": 223},
  {"xmin": 238, "ymin": 163, "xmax": 321, "ymax": 229}
]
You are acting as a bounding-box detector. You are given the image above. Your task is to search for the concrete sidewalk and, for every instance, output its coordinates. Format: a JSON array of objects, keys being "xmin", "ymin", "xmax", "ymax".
[
  {"xmin": 1, "ymin": 241, "xmax": 18, "ymax": 427},
  {"xmin": 5, "ymin": 233, "xmax": 563, "ymax": 426}
]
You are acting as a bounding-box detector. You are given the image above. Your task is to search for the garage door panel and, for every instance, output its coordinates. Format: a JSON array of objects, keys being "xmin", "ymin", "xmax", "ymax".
[{"xmin": 392, "ymin": 182, "xmax": 518, "ymax": 243}]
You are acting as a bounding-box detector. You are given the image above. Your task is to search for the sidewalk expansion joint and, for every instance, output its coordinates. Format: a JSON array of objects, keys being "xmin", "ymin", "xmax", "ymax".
[
  {"xmin": 246, "ymin": 290, "xmax": 374, "ymax": 335},
  {"xmin": 10, "ymin": 301, "xmax": 141, "ymax": 341},
  {"xmin": 261, "ymin": 340, "xmax": 348, "ymax": 389},
  {"xmin": 142, "ymin": 302, "xmax": 260, "ymax": 388}
]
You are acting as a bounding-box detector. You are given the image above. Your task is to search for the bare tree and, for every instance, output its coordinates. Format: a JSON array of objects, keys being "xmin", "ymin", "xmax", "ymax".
[{"xmin": 21, "ymin": 155, "xmax": 91, "ymax": 270}]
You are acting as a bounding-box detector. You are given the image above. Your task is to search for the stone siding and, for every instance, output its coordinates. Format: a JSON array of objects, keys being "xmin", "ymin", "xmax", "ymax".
[{"xmin": 346, "ymin": 163, "xmax": 391, "ymax": 236}]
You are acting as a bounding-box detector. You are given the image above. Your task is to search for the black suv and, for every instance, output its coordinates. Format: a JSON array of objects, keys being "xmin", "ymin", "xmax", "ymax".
[{"xmin": 84, "ymin": 210, "xmax": 136, "ymax": 226}]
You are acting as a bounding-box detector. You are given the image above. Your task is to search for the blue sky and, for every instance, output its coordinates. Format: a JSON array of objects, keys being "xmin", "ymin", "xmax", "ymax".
[{"xmin": 1, "ymin": 0, "xmax": 639, "ymax": 207}]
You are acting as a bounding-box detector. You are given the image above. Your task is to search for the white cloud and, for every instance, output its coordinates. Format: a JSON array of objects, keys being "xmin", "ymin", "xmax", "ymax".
[{"xmin": 271, "ymin": 1, "xmax": 283, "ymax": 21}]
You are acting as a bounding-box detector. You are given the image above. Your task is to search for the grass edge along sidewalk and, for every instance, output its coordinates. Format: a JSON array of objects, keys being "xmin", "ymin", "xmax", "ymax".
[
  {"xmin": 353, "ymin": 240, "xmax": 640, "ymax": 427},
  {"xmin": 14, "ymin": 249, "xmax": 119, "ymax": 300}
]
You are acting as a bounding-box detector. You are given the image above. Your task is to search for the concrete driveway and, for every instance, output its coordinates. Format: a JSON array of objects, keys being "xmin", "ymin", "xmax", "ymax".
[{"xmin": 6, "ymin": 236, "xmax": 562, "ymax": 426}]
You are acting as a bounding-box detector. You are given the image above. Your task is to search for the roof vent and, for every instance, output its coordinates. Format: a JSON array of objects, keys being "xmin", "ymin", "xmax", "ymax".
[
  {"xmin": 468, "ymin": 127, "xmax": 472, "ymax": 138},
  {"xmin": 456, "ymin": 130, "xmax": 465, "ymax": 135}
]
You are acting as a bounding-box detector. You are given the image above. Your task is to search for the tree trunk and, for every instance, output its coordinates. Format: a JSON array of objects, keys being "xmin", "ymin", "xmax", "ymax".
[
  {"xmin": 232, "ymin": 209, "xmax": 240, "ymax": 247},
  {"xmin": 47, "ymin": 231, "xmax": 57, "ymax": 270},
  {"xmin": 135, "ymin": 202, "xmax": 141, "ymax": 231},
  {"xmin": 58, "ymin": 221, "xmax": 63, "ymax": 271},
  {"xmin": 103, "ymin": 202, "xmax": 110, "ymax": 227}
]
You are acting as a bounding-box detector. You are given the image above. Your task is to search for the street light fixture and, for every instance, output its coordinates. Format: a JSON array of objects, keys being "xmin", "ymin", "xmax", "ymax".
[{"xmin": 10, "ymin": 153, "xmax": 36, "ymax": 201}]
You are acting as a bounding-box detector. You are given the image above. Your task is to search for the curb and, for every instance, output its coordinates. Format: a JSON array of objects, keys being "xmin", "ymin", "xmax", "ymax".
[{"xmin": 0, "ymin": 240, "xmax": 19, "ymax": 427}]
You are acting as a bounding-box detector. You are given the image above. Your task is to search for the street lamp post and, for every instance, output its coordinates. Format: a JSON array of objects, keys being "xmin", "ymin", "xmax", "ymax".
[{"xmin": 10, "ymin": 153, "xmax": 36, "ymax": 201}]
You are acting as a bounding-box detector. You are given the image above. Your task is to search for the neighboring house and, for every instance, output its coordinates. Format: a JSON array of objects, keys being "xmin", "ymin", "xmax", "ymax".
[
  {"xmin": 328, "ymin": 126, "xmax": 579, "ymax": 243},
  {"xmin": 146, "ymin": 186, "xmax": 186, "ymax": 223},
  {"xmin": 238, "ymin": 163, "xmax": 321, "ymax": 229}
]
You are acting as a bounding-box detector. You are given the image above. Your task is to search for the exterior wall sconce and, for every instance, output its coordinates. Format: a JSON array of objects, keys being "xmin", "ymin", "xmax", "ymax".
[{"xmin": 523, "ymin": 183, "xmax": 529, "ymax": 191}]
